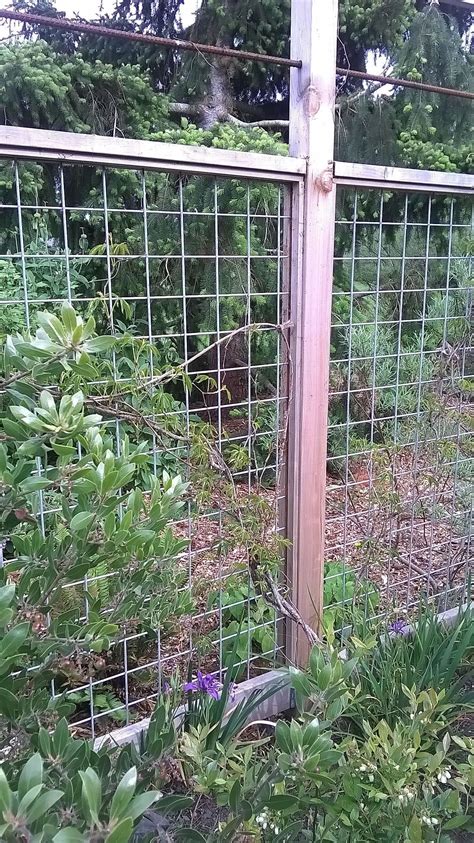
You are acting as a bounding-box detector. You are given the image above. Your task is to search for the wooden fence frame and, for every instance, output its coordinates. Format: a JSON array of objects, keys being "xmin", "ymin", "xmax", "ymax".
[
  {"xmin": 284, "ymin": 0, "xmax": 473, "ymax": 668},
  {"xmin": 0, "ymin": 0, "xmax": 473, "ymax": 677},
  {"xmin": 0, "ymin": 125, "xmax": 305, "ymax": 182}
]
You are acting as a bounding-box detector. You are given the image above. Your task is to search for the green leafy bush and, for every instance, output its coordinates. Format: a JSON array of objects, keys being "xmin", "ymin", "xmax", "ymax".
[
  {"xmin": 208, "ymin": 579, "xmax": 277, "ymax": 670},
  {"xmin": 324, "ymin": 560, "xmax": 379, "ymax": 629},
  {"xmin": 347, "ymin": 605, "xmax": 473, "ymax": 727},
  {"xmin": 0, "ymin": 305, "xmax": 198, "ymax": 840},
  {"xmin": 210, "ymin": 631, "xmax": 474, "ymax": 842}
]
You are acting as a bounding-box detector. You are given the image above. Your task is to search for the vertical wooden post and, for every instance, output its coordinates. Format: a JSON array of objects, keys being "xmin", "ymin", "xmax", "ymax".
[{"xmin": 286, "ymin": 0, "xmax": 338, "ymax": 665}]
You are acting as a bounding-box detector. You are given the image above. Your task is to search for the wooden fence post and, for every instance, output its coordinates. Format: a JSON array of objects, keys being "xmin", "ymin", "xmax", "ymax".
[{"xmin": 286, "ymin": 0, "xmax": 339, "ymax": 665}]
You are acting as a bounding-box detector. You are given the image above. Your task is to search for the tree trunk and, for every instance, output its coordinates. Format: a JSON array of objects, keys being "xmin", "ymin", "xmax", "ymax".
[{"xmin": 200, "ymin": 57, "xmax": 233, "ymax": 128}]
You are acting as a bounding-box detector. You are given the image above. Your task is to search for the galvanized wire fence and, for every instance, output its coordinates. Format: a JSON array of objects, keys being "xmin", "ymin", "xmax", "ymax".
[
  {"xmin": 326, "ymin": 185, "xmax": 473, "ymax": 629},
  {"xmin": 0, "ymin": 150, "xmax": 292, "ymax": 736},
  {"xmin": 0, "ymin": 130, "xmax": 472, "ymax": 736}
]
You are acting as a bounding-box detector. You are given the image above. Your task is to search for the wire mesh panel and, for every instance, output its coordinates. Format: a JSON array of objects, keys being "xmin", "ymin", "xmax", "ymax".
[
  {"xmin": 326, "ymin": 185, "xmax": 473, "ymax": 630},
  {"xmin": 0, "ymin": 153, "xmax": 292, "ymax": 737}
]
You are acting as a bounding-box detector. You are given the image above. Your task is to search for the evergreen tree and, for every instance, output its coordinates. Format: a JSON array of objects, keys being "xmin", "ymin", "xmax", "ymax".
[
  {"xmin": 336, "ymin": 3, "xmax": 473, "ymax": 171},
  {"xmin": 9, "ymin": 0, "xmax": 473, "ymax": 171}
]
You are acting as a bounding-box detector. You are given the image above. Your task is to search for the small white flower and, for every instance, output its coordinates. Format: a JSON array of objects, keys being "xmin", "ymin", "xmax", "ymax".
[
  {"xmin": 445, "ymin": 770, "xmax": 451, "ymax": 780},
  {"xmin": 431, "ymin": 818, "xmax": 439, "ymax": 825},
  {"xmin": 368, "ymin": 774, "xmax": 374, "ymax": 782}
]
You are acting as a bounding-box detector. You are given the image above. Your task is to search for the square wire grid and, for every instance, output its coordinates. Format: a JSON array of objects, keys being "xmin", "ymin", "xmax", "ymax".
[
  {"xmin": 0, "ymin": 158, "xmax": 291, "ymax": 737},
  {"xmin": 326, "ymin": 186, "xmax": 473, "ymax": 629}
]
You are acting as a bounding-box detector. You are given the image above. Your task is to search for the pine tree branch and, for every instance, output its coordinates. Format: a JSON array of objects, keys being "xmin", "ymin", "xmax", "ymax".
[
  {"xmin": 167, "ymin": 89, "xmax": 390, "ymax": 132},
  {"xmin": 227, "ymin": 114, "xmax": 289, "ymax": 130},
  {"xmin": 338, "ymin": 80, "xmax": 389, "ymax": 107},
  {"xmin": 167, "ymin": 101, "xmax": 203, "ymax": 118},
  {"xmin": 168, "ymin": 101, "xmax": 289, "ymax": 130}
]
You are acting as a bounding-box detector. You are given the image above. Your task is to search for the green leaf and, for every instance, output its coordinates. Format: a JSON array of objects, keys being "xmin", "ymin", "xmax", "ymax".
[
  {"xmin": 38, "ymin": 727, "xmax": 51, "ymax": 757},
  {"xmin": 127, "ymin": 791, "xmax": 161, "ymax": 821},
  {"xmin": 0, "ymin": 585, "xmax": 15, "ymax": 609},
  {"xmin": 37, "ymin": 311, "xmax": 67, "ymax": 344},
  {"xmin": 444, "ymin": 816, "xmax": 471, "ymax": 830},
  {"xmin": 20, "ymin": 476, "xmax": 53, "ymax": 493},
  {"xmin": 85, "ymin": 336, "xmax": 116, "ymax": 353},
  {"xmin": 275, "ymin": 722, "xmax": 292, "ymax": 756},
  {"xmin": 266, "ymin": 794, "xmax": 300, "ymax": 810},
  {"xmin": 0, "ymin": 443, "xmax": 7, "ymax": 471},
  {"xmin": 408, "ymin": 815, "xmax": 422, "ymax": 843},
  {"xmin": 309, "ymin": 646, "xmax": 325, "ymax": 677},
  {"xmin": 0, "ymin": 766, "xmax": 12, "ymax": 814},
  {"xmin": 109, "ymin": 767, "xmax": 137, "ymax": 821},
  {"xmin": 79, "ymin": 768, "xmax": 101, "ymax": 824},
  {"xmin": 53, "ymin": 718, "xmax": 70, "ymax": 756},
  {"xmin": 0, "ymin": 622, "xmax": 30, "ymax": 658},
  {"xmin": 0, "ymin": 608, "xmax": 14, "ymax": 627},
  {"xmin": 61, "ymin": 303, "xmax": 79, "ymax": 334},
  {"xmin": 104, "ymin": 817, "xmax": 133, "ymax": 843},
  {"xmin": 51, "ymin": 443, "xmax": 77, "ymax": 457},
  {"xmin": 26, "ymin": 789, "xmax": 63, "ymax": 823},
  {"xmin": 229, "ymin": 779, "xmax": 241, "ymax": 812},
  {"xmin": 18, "ymin": 753, "xmax": 43, "ymax": 801},
  {"xmin": 39, "ymin": 390, "xmax": 58, "ymax": 416},
  {"xmin": 18, "ymin": 783, "xmax": 44, "ymax": 815},
  {"xmin": 0, "ymin": 688, "xmax": 18, "ymax": 718},
  {"xmin": 239, "ymin": 800, "xmax": 253, "ymax": 821},
  {"xmin": 174, "ymin": 831, "xmax": 206, "ymax": 842},
  {"xmin": 318, "ymin": 664, "xmax": 332, "ymax": 691},
  {"xmin": 156, "ymin": 795, "xmax": 194, "ymax": 813},
  {"xmin": 54, "ymin": 829, "xmax": 86, "ymax": 843},
  {"xmin": 274, "ymin": 822, "xmax": 304, "ymax": 842},
  {"xmin": 70, "ymin": 511, "xmax": 96, "ymax": 533},
  {"xmin": 2, "ymin": 418, "xmax": 28, "ymax": 440}
]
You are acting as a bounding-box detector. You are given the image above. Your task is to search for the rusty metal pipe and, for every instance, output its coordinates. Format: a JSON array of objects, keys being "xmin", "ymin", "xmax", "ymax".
[
  {"xmin": 1, "ymin": 8, "xmax": 472, "ymax": 101},
  {"xmin": 336, "ymin": 65, "xmax": 474, "ymax": 100},
  {"xmin": 0, "ymin": 8, "xmax": 301, "ymax": 68}
]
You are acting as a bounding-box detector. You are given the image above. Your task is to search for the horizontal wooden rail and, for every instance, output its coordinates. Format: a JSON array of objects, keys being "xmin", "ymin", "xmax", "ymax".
[
  {"xmin": 334, "ymin": 161, "xmax": 474, "ymax": 195},
  {"xmin": 0, "ymin": 126, "xmax": 305, "ymax": 182}
]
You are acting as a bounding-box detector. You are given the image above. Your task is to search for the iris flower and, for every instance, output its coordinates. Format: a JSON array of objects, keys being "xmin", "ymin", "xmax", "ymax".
[{"xmin": 183, "ymin": 671, "xmax": 221, "ymax": 700}]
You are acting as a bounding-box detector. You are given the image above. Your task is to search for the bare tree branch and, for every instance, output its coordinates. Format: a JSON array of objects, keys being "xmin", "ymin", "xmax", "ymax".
[
  {"xmin": 227, "ymin": 114, "xmax": 289, "ymax": 130},
  {"xmin": 167, "ymin": 101, "xmax": 203, "ymax": 117}
]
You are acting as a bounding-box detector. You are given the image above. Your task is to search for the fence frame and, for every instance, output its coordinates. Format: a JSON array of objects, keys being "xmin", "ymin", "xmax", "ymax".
[
  {"xmin": 0, "ymin": 0, "xmax": 473, "ymax": 687},
  {"xmin": 0, "ymin": 125, "xmax": 305, "ymax": 182},
  {"xmin": 0, "ymin": 120, "xmax": 473, "ymax": 668},
  {"xmin": 285, "ymin": 0, "xmax": 339, "ymax": 666},
  {"xmin": 334, "ymin": 161, "xmax": 474, "ymax": 195}
]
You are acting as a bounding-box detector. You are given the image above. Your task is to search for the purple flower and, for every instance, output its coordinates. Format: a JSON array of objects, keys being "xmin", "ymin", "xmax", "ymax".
[
  {"xmin": 389, "ymin": 618, "xmax": 406, "ymax": 635},
  {"xmin": 183, "ymin": 671, "xmax": 222, "ymax": 700}
]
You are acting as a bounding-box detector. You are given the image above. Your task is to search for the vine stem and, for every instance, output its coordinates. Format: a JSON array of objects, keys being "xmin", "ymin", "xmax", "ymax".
[{"xmin": 146, "ymin": 320, "xmax": 292, "ymax": 388}]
